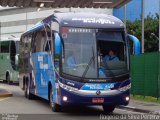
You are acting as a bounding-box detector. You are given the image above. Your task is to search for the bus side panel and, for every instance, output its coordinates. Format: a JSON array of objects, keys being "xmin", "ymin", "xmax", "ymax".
[
  {"xmin": 32, "ymin": 52, "xmax": 54, "ymax": 100},
  {"xmin": 0, "ymin": 53, "xmax": 10, "ymax": 80}
]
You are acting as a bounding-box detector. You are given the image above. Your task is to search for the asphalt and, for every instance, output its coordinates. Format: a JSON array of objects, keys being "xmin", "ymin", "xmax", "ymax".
[
  {"xmin": 117, "ymin": 99, "xmax": 160, "ymax": 115},
  {"xmin": 0, "ymin": 88, "xmax": 12, "ymax": 97},
  {"xmin": 0, "ymin": 87, "xmax": 160, "ymax": 115}
]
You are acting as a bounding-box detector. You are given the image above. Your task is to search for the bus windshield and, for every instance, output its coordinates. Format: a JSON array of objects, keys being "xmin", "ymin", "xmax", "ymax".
[{"xmin": 61, "ymin": 27, "xmax": 128, "ymax": 79}]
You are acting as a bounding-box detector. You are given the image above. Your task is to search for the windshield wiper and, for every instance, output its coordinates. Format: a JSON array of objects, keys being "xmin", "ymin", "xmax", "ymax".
[{"xmin": 81, "ymin": 46, "xmax": 95, "ymax": 79}]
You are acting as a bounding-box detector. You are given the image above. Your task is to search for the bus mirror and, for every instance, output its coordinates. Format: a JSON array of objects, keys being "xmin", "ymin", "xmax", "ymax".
[
  {"xmin": 55, "ymin": 33, "xmax": 61, "ymax": 55},
  {"xmin": 128, "ymin": 34, "xmax": 141, "ymax": 55}
]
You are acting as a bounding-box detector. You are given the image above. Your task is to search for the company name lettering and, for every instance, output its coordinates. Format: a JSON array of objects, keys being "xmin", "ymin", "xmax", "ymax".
[{"xmin": 72, "ymin": 18, "xmax": 115, "ymax": 25}]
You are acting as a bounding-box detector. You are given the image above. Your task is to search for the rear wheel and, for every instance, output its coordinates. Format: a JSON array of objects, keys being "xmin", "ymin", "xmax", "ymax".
[
  {"xmin": 6, "ymin": 73, "xmax": 11, "ymax": 85},
  {"xmin": 49, "ymin": 87, "xmax": 61, "ymax": 112},
  {"xmin": 24, "ymin": 81, "xmax": 28, "ymax": 98},
  {"xmin": 24, "ymin": 79, "xmax": 34, "ymax": 99},
  {"xmin": 103, "ymin": 105, "xmax": 115, "ymax": 114}
]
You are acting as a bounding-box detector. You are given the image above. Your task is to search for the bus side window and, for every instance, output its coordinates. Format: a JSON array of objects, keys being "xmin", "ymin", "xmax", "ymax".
[
  {"xmin": 44, "ymin": 40, "xmax": 51, "ymax": 52},
  {"xmin": 44, "ymin": 31, "xmax": 53, "ymax": 53},
  {"xmin": 36, "ymin": 31, "xmax": 44, "ymax": 52},
  {"xmin": 1, "ymin": 41, "xmax": 9, "ymax": 53},
  {"xmin": 31, "ymin": 32, "xmax": 36, "ymax": 53},
  {"xmin": 30, "ymin": 30, "xmax": 46, "ymax": 53}
]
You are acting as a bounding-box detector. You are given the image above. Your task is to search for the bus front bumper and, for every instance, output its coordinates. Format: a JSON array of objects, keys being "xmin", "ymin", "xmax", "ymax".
[{"xmin": 59, "ymin": 87, "xmax": 130, "ymax": 106}]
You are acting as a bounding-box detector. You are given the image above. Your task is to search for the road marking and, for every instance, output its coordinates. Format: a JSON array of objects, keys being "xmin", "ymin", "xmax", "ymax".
[{"xmin": 0, "ymin": 97, "xmax": 10, "ymax": 102}]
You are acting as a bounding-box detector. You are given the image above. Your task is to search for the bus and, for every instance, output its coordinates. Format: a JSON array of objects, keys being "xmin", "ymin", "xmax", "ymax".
[
  {"xmin": 0, "ymin": 38, "xmax": 19, "ymax": 84},
  {"xmin": 19, "ymin": 12, "xmax": 140, "ymax": 113}
]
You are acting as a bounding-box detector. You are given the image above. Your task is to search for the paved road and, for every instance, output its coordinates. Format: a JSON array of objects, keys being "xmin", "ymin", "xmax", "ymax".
[{"xmin": 0, "ymin": 83, "xmax": 159, "ymax": 120}]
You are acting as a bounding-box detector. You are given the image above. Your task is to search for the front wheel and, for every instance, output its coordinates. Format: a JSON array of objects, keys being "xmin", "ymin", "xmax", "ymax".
[
  {"xmin": 49, "ymin": 87, "xmax": 61, "ymax": 112},
  {"xmin": 103, "ymin": 105, "xmax": 115, "ymax": 114}
]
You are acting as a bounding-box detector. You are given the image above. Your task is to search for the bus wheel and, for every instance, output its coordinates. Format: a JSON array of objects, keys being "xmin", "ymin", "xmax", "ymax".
[
  {"xmin": 49, "ymin": 87, "xmax": 61, "ymax": 112},
  {"xmin": 24, "ymin": 84, "xmax": 27, "ymax": 98},
  {"xmin": 25, "ymin": 80, "xmax": 34, "ymax": 100},
  {"xmin": 6, "ymin": 73, "xmax": 11, "ymax": 85},
  {"xmin": 102, "ymin": 105, "xmax": 115, "ymax": 114}
]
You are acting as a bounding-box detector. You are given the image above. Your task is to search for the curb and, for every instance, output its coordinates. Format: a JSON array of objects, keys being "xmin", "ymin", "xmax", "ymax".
[
  {"xmin": 117, "ymin": 105, "xmax": 160, "ymax": 116},
  {"xmin": 0, "ymin": 89, "xmax": 13, "ymax": 97}
]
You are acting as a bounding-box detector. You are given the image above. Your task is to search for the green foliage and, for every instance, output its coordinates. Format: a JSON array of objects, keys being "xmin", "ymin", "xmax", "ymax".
[
  {"xmin": 130, "ymin": 94, "xmax": 160, "ymax": 104},
  {"xmin": 126, "ymin": 13, "xmax": 159, "ymax": 52}
]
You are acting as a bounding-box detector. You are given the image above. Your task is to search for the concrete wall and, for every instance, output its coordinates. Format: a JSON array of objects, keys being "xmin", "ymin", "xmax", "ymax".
[{"xmin": 0, "ymin": 7, "xmax": 112, "ymax": 38}]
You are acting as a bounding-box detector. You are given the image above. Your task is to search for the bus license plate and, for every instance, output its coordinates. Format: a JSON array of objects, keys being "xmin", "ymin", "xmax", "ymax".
[{"xmin": 92, "ymin": 98, "xmax": 104, "ymax": 103}]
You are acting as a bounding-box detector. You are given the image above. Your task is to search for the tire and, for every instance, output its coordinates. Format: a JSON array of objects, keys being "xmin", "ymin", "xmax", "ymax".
[
  {"xmin": 103, "ymin": 105, "xmax": 115, "ymax": 114},
  {"xmin": 24, "ymin": 81, "xmax": 27, "ymax": 98},
  {"xmin": 6, "ymin": 74, "xmax": 11, "ymax": 85},
  {"xmin": 49, "ymin": 87, "xmax": 61, "ymax": 112},
  {"xmin": 25, "ymin": 80, "xmax": 34, "ymax": 100}
]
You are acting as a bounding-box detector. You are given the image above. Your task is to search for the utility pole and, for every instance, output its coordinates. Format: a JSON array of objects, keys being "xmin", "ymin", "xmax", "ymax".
[
  {"xmin": 142, "ymin": 0, "xmax": 144, "ymax": 53},
  {"xmin": 25, "ymin": 8, "xmax": 28, "ymax": 31}
]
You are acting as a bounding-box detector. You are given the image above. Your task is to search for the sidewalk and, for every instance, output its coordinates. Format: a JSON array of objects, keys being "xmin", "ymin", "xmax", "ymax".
[
  {"xmin": 0, "ymin": 88, "xmax": 12, "ymax": 97},
  {"xmin": 118, "ymin": 99, "xmax": 160, "ymax": 115}
]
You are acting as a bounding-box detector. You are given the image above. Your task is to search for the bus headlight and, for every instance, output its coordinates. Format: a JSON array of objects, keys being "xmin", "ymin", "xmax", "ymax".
[
  {"xmin": 125, "ymin": 96, "xmax": 130, "ymax": 101},
  {"xmin": 63, "ymin": 96, "xmax": 68, "ymax": 101},
  {"xmin": 118, "ymin": 84, "xmax": 131, "ymax": 92}
]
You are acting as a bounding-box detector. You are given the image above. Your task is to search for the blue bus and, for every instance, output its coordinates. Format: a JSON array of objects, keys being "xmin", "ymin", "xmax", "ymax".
[{"xmin": 19, "ymin": 12, "xmax": 140, "ymax": 113}]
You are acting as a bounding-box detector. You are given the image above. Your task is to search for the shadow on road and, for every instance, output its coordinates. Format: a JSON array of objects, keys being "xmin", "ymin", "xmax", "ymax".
[
  {"xmin": 36, "ymin": 97, "xmax": 117, "ymax": 116},
  {"xmin": 0, "ymin": 80, "xmax": 19, "ymax": 86},
  {"xmin": 62, "ymin": 106, "xmax": 104, "ymax": 116}
]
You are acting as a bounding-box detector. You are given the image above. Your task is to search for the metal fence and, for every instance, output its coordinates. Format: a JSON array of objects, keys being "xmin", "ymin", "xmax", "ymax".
[{"xmin": 130, "ymin": 52, "xmax": 160, "ymax": 98}]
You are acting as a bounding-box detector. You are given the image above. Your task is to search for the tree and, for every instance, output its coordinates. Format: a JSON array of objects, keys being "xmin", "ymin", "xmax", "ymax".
[{"xmin": 126, "ymin": 13, "xmax": 159, "ymax": 52}]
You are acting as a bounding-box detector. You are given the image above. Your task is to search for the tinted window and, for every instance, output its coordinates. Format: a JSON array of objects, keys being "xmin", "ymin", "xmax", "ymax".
[
  {"xmin": 0, "ymin": 41, "xmax": 10, "ymax": 53},
  {"xmin": 96, "ymin": 31, "xmax": 123, "ymax": 42}
]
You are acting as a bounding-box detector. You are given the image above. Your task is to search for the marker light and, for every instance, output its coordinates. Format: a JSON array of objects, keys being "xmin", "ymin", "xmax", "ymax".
[
  {"xmin": 125, "ymin": 96, "xmax": 130, "ymax": 101},
  {"xmin": 63, "ymin": 96, "xmax": 68, "ymax": 101}
]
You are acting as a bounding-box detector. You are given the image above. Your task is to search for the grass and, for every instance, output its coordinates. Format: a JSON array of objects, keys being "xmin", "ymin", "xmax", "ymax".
[{"xmin": 130, "ymin": 94, "xmax": 160, "ymax": 104}]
